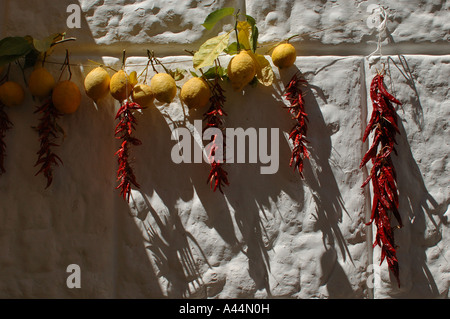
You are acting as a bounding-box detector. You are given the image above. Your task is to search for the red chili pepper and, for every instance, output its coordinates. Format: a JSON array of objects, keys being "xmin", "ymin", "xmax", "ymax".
[
  {"xmin": 34, "ymin": 99, "xmax": 64, "ymax": 188},
  {"xmin": 360, "ymin": 73, "xmax": 402, "ymax": 287},
  {"xmin": 203, "ymin": 78, "xmax": 229, "ymax": 193},
  {"xmin": 114, "ymin": 101, "xmax": 143, "ymax": 202},
  {"xmin": 283, "ymin": 72, "xmax": 309, "ymax": 178},
  {"xmin": 0, "ymin": 102, "xmax": 12, "ymax": 175}
]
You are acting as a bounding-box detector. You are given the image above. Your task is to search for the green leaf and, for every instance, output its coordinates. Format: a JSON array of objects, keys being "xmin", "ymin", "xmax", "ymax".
[
  {"xmin": 190, "ymin": 71, "xmax": 199, "ymax": 78},
  {"xmin": 0, "ymin": 37, "xmax": 33, "ymax": 66},
  {"xmin": 243, "ymin": 15, "xmax": 259, "ymax": 52},
  {"xmin": 246, "ymin": 15, "xmax": 256, "ymax": 27},
  {"xmin": 203, "ymin": 66, "xmax": 227, "ymax": 79},
  {"xmin": 193, "ymin": 32, "xmax": 231, "ymax": 70},
  {"xmin": 202, "ymin": 7, "xmax": 235, "ymax": 30},
  {"xmin": 251, "ymin": 25, "xmax": 259, "ymax": 53},
  {"xmin": 0, "ymin": 54, "xmax": 25, "ymax": 66},
  {"xmin": 224, "ymin": 42, "xmax": 239, "ymax": 55}
]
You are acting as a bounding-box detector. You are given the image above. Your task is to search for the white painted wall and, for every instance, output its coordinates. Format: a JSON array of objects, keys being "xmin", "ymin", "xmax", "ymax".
[{"xmin": 0, "ymin": 0, "xmax": 448, "ymax": 298}]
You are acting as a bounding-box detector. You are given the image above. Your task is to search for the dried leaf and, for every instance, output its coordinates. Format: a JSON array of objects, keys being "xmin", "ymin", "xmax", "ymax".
[
  {"xmin": 169, "ymin": 68, "xmax": 186, "ymax": 81},
  {"xmin": 193, "ymin": 32, "xmax": 231, "ymax": 70},
  {"xmin": 237, "ymin": 21, "xmax": 252, "ymax": 51},
  {"xmin": 248, "ymin": 51, "xmax": 274, "ymax": 86}
]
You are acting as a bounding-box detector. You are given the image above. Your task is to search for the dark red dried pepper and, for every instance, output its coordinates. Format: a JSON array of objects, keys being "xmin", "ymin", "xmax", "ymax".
[
  {"xmin": 0, "ymin": 102, "xmax": 12, "ymax": 175},
  {"xmin": 115, "ymin": 101, "xmax": 143, "ymax": 202},
  {"xmin": 360, "ymin": 73, "xmax": 402, "ymax": 287},
  {"xmin": 203, "ymin": 78, "xmax": 229, "ymax": 193},
  {"xmin": 34, "ymin": 99, "xmax": 63, "ymax": 188},
  {"xmin": 283, "ymin": 72, "xmax": 309, "ymax": 177}
]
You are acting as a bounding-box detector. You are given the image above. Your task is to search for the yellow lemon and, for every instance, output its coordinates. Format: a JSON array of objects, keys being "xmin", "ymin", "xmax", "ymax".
[
  {"xmin": 84, "ymin": 67, "xmax": 111, "ymax": 102},
  {"xmin": 180, "ymin": 77, "xmax": 211, "ymax": 109},
  {"xmin": 227, "ymin": 50, "xmax": 256, "ymax": 91},
  {"xmin": 52, "ymin": 81, "xmax": 81, "ymax": 114},
  {"xmin": 271, "ymin": 43, "xmax": 296, "ymax": 69},
  {"xmin": 110, "ymin": 70, "xmax": 133, "ymax": 102},
  {"xmin": 150, "ymin": 73, "xmax": 177, "ymax": 104},
  {"xmin": 0, "ymin": 81, "xmax": 25, "ymax": 107},
  {"xmin": 28, "ymin": 67, "xmax": 56, "ymax": 99},
  {"xmin": 132, "ymin": 83, "xmax": 154, "ymax": 107}
]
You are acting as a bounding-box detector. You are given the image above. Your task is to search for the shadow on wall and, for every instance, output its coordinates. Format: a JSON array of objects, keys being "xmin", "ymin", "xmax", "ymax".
[
  {"xmin": 126, "ymin": 104, "xmax": 204, "ymax": 298},
  {"xmin": 291, "ymin": 67, "xmax": 354, "ymax": 297},
  {"xmin": 393, "ymin": 117, "xmax": 446, "ymax": 298},
  {"xmin": 128, "ymin": 78, "xmax": 308, "ymax": 298},
  {"xmin": 216, "ymin": 78, "xmax": 309, "ymax": 298},
  {"xmin": 125, "ymin": 62, "xmax": 364, "ymax": 298}
]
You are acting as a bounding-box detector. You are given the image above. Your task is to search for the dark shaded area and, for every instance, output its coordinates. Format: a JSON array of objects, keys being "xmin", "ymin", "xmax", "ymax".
[
  {"xmin": 391, "ymin": 118, "xmax": 447, "ymax": 298},
  {"xmin": 291, "ymin": 67, "xmax": 354, "ymax": 297}
]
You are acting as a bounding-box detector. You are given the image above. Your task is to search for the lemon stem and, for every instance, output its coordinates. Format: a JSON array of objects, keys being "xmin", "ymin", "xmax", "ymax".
[
  {"xmin": 234, "ymin": 19, "xmax": 240, "ymax": 53},
  {"xmin": 122, "ymin": 50, "xmax": 126, "ymax": 69}
]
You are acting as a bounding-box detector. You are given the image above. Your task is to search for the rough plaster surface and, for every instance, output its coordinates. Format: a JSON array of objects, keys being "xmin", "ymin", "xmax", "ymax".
[
  {"xmin": 247, "ymin": 0, "xmax": 450, "ymax": 46},
  {"xmin": 0, "ymin": 0, "xmax": 448, "ymax": 299}
]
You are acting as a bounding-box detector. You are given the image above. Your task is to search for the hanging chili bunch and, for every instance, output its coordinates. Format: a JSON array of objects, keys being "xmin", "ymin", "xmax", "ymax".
[
  {"xmin": 284, "ymin": 72, "xmax": 309, "ymax": 177},
  {"xmin": 34, "ymin": 99, "xmax": 63, "ymax": 188},
  {"xmin": 34, "ymin": 51, "xmax": 81, "ymax": 188},
  {"xmin": 360, "ymin": 71, "xmax": 403, "ymax": 287},
  {"xmin": 203, "ymin": 77, "xmax": 229, "ymax": 192},
  {"xmin": 0, "ymin": 101, "xmax": 12, "ymax": 175},
  {"xmin": 114, "ymin": 101, "xmax": 143, "ymax": 202}
]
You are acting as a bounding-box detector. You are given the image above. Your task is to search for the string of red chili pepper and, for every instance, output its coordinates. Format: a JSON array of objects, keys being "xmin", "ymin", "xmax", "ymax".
[
  {"xmin": 360, "ymin": 72, "xmax": 403, "ymax": 287},
  {"xmin": 34, "ymin": 99, "xmax": 63, "ymax": 188},
  {"xmin": 203, "ymin": 77, "xmax": 229, "ymax": 192},
  {"xmin": 0, "ymin": 101, "xmax": 12, "ymax": 175},
  {"xmin": 114, "ymin": 101, "xmax": 143, "ymax": 202},
  {"xmin": 284, "ymin": 72, "xmax": 309, "ymax": 178}
]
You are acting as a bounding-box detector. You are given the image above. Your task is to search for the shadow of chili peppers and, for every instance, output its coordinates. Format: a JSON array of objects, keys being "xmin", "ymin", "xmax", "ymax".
[
  {"xmin": 137, "ymin": 191, "xmax": 209, "ymax": 298},
  {"xmin": 278, "ymin": 65, "xmax": 355, "ymax": 297},
  {"xmin": 300, "ymin": 85, "xmax": 353, "ymax": 261},
  {"xmin": 219, "ymin": 77, "xmax": 310, "ymax": 298},
  {"xmin": 389, "ymin": 117, "xmax": 447, "ymax": 297},
  {"xmin": 123, "ymin": 102, "xmax": 214, "ymax": 298}
]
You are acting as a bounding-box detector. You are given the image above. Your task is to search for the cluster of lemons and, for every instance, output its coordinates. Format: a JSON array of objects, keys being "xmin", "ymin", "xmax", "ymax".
[
  {"xmin": 84, "ymin": 66, "xmax": 211, "ymax": 109},
  {"xmin": 0, "ymin": 65, "xmax": 81, "ymax": 114},
  {"xmin": 84, "ymin": 42, "xmax": 297, "ymax": 109},
  {"xmin": 0, "ymin": 42, "xmax": 296, "ymax": 111},
  {"xmin": 84, "ymin": 67, "xmax": 180, "ymax": 107}
]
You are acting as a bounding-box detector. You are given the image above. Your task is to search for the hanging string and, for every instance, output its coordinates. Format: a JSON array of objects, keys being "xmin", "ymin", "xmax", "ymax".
[{"xmin": 366, "ymin": 4, "xmax": 389, "ymax": 61}]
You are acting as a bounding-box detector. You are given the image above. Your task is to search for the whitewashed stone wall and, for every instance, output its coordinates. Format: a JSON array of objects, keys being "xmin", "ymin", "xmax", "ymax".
[{"xmin": 0, "ymin": 0, "xmax": 448, "ymax": 299}]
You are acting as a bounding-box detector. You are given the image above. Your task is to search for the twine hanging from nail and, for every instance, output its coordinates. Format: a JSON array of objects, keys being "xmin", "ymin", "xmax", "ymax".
[{"xmin": 366, "ymin": 4, "xmax": 389, "ymax": 60}]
